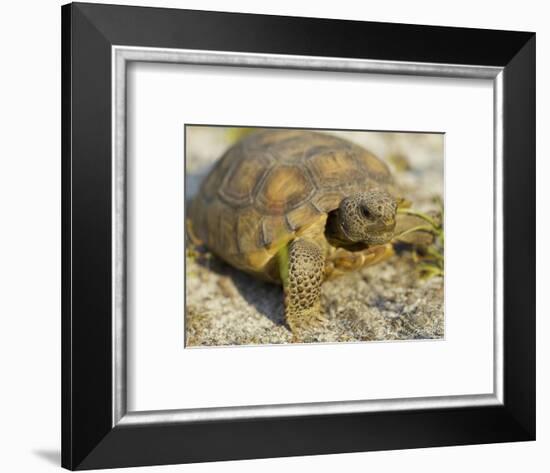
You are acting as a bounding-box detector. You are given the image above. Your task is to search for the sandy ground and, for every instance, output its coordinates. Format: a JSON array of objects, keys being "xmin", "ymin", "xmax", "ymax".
[{"xmin": 185, "ymin": 127, "xmax": 444, "ymax": 346}]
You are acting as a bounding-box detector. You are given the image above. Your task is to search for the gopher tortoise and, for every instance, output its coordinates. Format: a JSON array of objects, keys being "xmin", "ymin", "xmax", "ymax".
[{"xmin": 189, "ymin": 129, "xmax": 426, "ymax": 332}]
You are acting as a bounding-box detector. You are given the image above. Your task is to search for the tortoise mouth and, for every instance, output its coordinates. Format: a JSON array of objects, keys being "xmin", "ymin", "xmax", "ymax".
[
  {"xmin": 364, "ymin": 228, "xmax": 395, "ymax": 246},
  {"xmin": 340, "ymin": 218, "xmax": 395, "ymax": 243}
]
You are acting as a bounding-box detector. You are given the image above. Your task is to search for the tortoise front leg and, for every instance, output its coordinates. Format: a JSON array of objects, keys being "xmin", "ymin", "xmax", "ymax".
[
  {"xmin": 280, "ymin": 238, "xmax": 327, "ymax": 333},
  {"xmin": 325, "ymin": 243, "xmax": 394, "ymax": 280}
]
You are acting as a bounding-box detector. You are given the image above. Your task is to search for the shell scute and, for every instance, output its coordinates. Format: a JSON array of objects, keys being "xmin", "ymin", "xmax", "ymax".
[
  {"xmin": 203, "ymin": 199, "xmax": 239, "ymax": 258},
  {"xmin": 200, "ymin": 146, "xmax": 237, "ymax": 202},
  {"xmin": 261, "ymin": 215, "xmax": 293, "ymax": 249},
  {"xmin": 218, "ymin": 204, "xmax": 240, "ymax": 258},
  {"xmin": 236, "ymin": 206, "xmax": 265, "ymax": 256},
  {"xmin": 354, "ymin": 148, "xmax": 392, "ymax": 182},
  {"xmin": 285, "ymin": 202, "xmax": 324, "ymax": 231},
  {"xmin": 312, "ymin": 191, "xmax": 346, "ymax": 213},
  {"xmin": 305, "ymin": 148, "xmax": 359, "ymax": 188},
  {"xmin": 255, "ymin": 164, "xmax": 316, "ymax": 215},
  {"xmin": 218, "ymin": 151, "xmax": 272, "ymax": 207}
]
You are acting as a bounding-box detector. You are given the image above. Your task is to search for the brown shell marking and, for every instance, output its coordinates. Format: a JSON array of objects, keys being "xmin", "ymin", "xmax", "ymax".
[
  {"xmin": 204, "ymin": 199, "xmax": 240, "ymax": 259},
  {"xmin": 244, "ymin": 129, "xmax": 304, "ymax": 148},
  {"xmin": 218, "ymin": 151, "xmax": 273, "ymax": 207},
  {"xmin": 235, "ymin": 206, "xmax": 265, "ymax": 256},
  {"xmin": 312, "ymin": 191, "xmax": 346, "ymax": 213},
  {"xmin": 255, "ymin": 165, "xmax": 316, "ymax": 215},
  {"xmin": 305, "ymin": 148, "xmax": 358, "ymax": 188},
  {"xmin": 260, "ymin": 215, "xmax": 291, "ymax": 249},
  {"xmin": 285, "ymin": 202, "xmax": 324, "ymax": 231},
  {"xmin": 353, "ymin": 147, "xmax": 392, "ymax": 182},
  {"xmin": 200, "ymin": 145, "xmax": 239, "ymax": 202},
  {"xmin": 235, "ymin": 206, "xmax": 277, "ymax": 270}
]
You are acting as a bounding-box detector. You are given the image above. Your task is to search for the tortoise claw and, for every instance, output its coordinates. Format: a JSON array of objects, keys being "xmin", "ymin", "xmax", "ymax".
[{"xmin": 287, "ymin": 306, "xmax": 328, "ymax": 342}]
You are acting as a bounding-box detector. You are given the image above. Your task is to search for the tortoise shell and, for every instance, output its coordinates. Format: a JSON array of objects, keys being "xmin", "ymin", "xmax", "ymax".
[{"xmin": 189, "ymin": 129, "xmax": 396, "ymax": 276}]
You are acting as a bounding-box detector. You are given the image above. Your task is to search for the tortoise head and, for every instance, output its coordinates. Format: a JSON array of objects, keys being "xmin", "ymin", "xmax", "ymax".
[{"xmin": 326, "ymin": 190, "xmax": 397, "ymax": 247}]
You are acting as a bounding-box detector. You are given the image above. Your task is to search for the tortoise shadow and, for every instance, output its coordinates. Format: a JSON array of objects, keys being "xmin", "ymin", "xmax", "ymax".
[{"xmin": 192, "ymin": 253, "xmax": 286, "ymax": 327}]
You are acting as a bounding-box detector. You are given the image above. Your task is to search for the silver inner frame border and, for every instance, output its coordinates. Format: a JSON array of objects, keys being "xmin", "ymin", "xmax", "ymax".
[{"xmin": 112, "ymin": 46, "xmax": 504, "ymax": 427}]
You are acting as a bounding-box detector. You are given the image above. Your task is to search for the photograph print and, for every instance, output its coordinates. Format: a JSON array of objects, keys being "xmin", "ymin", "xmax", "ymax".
[{"xmin": 185, "ymin": 126, "xmax": 444, "ymax": 347}]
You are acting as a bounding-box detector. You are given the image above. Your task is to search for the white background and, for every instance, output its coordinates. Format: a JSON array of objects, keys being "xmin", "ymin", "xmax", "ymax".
[
  {"xmin": 129, "ymin": 63, "xmax": 494, "ymax": 411},
  {"xmin": 0, "ymin": 0, "xmax": 546, "ymax": 472}
]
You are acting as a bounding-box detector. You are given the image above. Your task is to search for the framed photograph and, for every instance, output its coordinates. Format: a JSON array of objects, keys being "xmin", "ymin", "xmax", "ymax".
[{"xmin": 62, "ymin": 2, "xmax": 535, "ymax": 470}]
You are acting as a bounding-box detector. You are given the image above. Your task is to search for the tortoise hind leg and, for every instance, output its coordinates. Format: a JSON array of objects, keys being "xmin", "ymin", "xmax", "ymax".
[{"xmin": 280, "ymin": 238, "xmax": 327, "ymax": 333}]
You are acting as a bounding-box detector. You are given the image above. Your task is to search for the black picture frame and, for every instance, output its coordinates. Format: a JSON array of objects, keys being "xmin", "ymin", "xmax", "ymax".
[{"xmin": 62, "ymin": 2, "xmax": 535, "ymax": 470}]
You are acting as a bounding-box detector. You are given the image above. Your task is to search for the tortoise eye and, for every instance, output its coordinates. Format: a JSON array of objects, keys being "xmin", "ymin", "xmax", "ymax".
[{"xmin": 361, "ymin": 206, "xmax": 372, "ymax": 219}]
